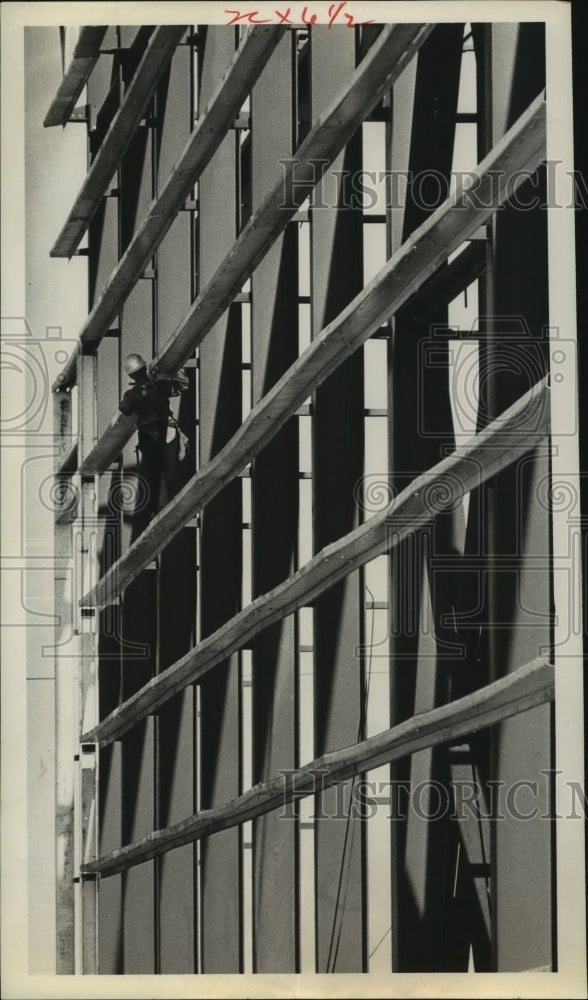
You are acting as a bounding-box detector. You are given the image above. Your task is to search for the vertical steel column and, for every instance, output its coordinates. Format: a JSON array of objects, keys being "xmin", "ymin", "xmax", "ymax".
[
  {"xmin": 386, "ymin": 45, "xmax": 417, "ymax": 971},
  {"xmin": 117, "ymin": 25, "xmax": 158, "ymax": 973},
  {"xmin": 87, "ymin": 27, "xmax": 122, "ymax": 438},
  {"xmin": 250, "ymin": 32, "xmax": 299, "ymax": 973},
  {"xmin": 485, "ymin": 23, "xmax": 553, "ymax": 972},
  {"xmin": 154, "ymin": 31, "xmax": 198, "ymax": 974},
  {"xmin": 86, "ymin": 31, "xmax": 125, "ymax": 973},
  {"xmin": 198, "ymin": 26, "xmax": 243, "ymax": 973},
  {"xmin": 310, "ymin": 27, "xmax": 365, "ymax": 973},
  {"xmin": 546, "ymin": 11, "xmax": 587, "ymax": 979},
  {"xmin": 77, "ymin": 349, "xmax": 99, "ymax": 974},
  {"xmin": 54, "ymin": 389, "xmax": 76, "ymax": 974},
  {"xmin": 385, "ymin": 51, "xmax": 416, "ymax": 973}
]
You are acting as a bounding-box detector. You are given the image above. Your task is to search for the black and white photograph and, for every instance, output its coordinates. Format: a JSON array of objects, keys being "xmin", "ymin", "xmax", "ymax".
[{"xmin": 1, "ymin": 1, "xmax": 586, "ymax": 996}]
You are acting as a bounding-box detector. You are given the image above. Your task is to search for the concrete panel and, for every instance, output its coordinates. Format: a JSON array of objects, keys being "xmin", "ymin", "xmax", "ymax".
[
  {"xmin": 98, "ymin": 742, "xmax": 123, "ymax": 973},
  {"xmin": 120, "ymin": 131, "xmax": 152, "ymax": 254},
  {"xmin": 158, "ymin": 213, "xmax": 192, "ymax": 346},
  {"xmin": 97, "ymin": 481, "xmax": 123, "ymax": 973},
  {"xmin": 154, "ymin": 40, "xmax": 197, "ymax": 970},
  {"xmin": 121, "ymin": 719, "xmax": 156, "ymax": 973},
  {"xmin": 119, "ymin": 535, "xmax": 158, "ymax": 971},
  {"xmin": 97, "ymin": 337, "xmax": 121, "ymax": 440},
  {"xmin": 27, "ymin": 678, "xmax": 57, "ymax": 973},
  {"xmin": 310, "ymin": 27, "xmax": 365, "ymax": 973},
  {"xmin": 156, "ymin": 38, "xmax": 192, "ymax": 190},
  {"xmin": 250, "ymin": 32, "xmax": 299, "ymax": 973},
  {"xmin": 487, "ymin": 23, "xmax": 552, "ymax": 972},
  {"xmin": 157, "ymin": 688, "xmax": 196, "ymax": 971},
  {"xmin": 156, "ymin": 38, "xmax": 193, "ymax": 353},
  {"xmin": 158, "ymin": 531, "xmax": 197, "ymax": 971},
  {"xmin": 197, "ymin": 25, "xmax": 242, "ymax": 974}
]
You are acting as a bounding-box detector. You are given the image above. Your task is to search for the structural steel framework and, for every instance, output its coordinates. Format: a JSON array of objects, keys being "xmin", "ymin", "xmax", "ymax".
[{"xmin": 47, "ymin": 19, "xmax": 576, "ymax": 976}]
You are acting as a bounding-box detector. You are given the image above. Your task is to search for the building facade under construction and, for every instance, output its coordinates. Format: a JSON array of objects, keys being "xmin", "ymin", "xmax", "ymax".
[{"xmin": 30, "ymin": 14, "xmax": 585, "ymax": 979}]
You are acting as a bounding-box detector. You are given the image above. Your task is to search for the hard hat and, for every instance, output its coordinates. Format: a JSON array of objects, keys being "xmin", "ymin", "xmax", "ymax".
[{"xmin": 123, "ymin": 352, "xmax": 147, "ymax": 376}]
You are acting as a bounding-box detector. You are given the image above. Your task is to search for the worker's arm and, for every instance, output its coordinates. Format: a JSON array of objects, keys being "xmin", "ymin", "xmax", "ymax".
[
  {"xmin": 149, "ymin": 368, "xmax": 189, "ymax": 396},
  {"xmin": 118, "ymin": 385, "xmax": 141, "ymax": 415}
]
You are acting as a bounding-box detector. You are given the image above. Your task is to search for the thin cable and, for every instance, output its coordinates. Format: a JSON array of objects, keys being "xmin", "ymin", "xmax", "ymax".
[
  {"xmin": 369, "ymin": 922, "xmax": 392, "ymax": 960},
  {"xmin": 326, "ymin": 579, "xmax": 377, "ymax": 971}
]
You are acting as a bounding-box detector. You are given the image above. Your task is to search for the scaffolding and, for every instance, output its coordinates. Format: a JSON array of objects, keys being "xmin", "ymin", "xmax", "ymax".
[{"xmin": 46, "ymin": 18, "xmax": 581, "ymax": 976}]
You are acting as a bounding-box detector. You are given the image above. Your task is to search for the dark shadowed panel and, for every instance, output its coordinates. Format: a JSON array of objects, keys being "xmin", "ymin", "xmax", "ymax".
[
  {"xmin": 87, "ymin": 50, "xmax": 122, "ymax": 438},
  {"xmin": 387, "ymin": 24, "xmax": 467, "ymax": 971},
  {"xmin": 310, "ymin": 27, "xmax": 365, "ymax": 974},
  {"xmin": 197, "ymin": 25, "xmax": 243, "ymax": 974},
  {"xmin": 118, "ymin": 39, "xmax": 157, "ymax": 969}
]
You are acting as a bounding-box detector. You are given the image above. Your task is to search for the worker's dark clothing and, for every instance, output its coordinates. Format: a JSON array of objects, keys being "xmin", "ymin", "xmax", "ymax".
[{"xmin": 119, "ymin": 372, "xmax": 188, "ymax": 524}]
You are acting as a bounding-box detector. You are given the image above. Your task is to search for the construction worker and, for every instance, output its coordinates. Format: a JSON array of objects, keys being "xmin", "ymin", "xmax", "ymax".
[{"xmin": 119, "ymin": 352, "xmax": 189, "ymax": 524}]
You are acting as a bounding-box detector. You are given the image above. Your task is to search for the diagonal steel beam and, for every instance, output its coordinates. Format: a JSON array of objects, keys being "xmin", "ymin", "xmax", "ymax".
[
  {"xmin": 44, "ymin": 26, "xmax": 108, "ymax": 128},
  {"xmin": 54, "ymin": 24, "xmax": 434, "ymax": 440},
  {"xmin": 51, "ymin": 26, "xmax": 188, "ymax": 258},
  {"xmin": 80, "ymin": 91, "xmax": 546, "ymax": 610},
  {"xmin": 52, "ymin": 23, "xmax": 289, "ymax": 391},
  {"xmin": 82, "ymin": 656, "xmax": 554, "ymax": 876},
  {"xmin": 82, "ymin": 377, "xmax": 549, "ymax": 745}
]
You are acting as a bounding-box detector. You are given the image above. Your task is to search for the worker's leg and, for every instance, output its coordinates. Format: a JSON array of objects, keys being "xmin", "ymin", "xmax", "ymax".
[
  {"xmin": 137, "ymin": 431, "xmax": 166, "ymax": 523},
  {"xmin": 161, "ymin": 437, "xmax": 179, "ymax": 504}
]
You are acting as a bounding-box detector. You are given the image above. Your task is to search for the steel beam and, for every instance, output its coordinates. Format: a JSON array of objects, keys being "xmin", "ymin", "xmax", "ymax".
[
  {"xmin": 82, "ymin": 656, "xmax": 555, "ymax": 877},
  {"xmin": 76, "ymin": 351, "xmax": 99, "ymax": 974},
  {"xmin": 54, "ymin": 239, "xmax": 483, "ymax": 481},
  {"xmin": 44, "ymin": 27, "xmax": 108, "ymax": 127},
  {"xmin": 54, "ymin": 23, "xmax": 434, "ymax": 447},
  {"xmin": 81, "ymin": 378, "xmax": 549, "ymax": 746},
  {"xmin": 52, "ymin": 24, "xmax": 288, "ymax": 391},
  {"xmin": 51, "ymin": 26, "xmax": 187, "ymax": 259},
  {"xmin": 80, "ymin": 90, "xmax": 546, "ymax": 611}
]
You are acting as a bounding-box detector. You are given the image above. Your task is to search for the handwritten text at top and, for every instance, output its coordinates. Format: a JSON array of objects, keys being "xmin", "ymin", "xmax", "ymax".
[{"xmin": 225, "ymin": 2, "xmax": 375, "ymax": 28}]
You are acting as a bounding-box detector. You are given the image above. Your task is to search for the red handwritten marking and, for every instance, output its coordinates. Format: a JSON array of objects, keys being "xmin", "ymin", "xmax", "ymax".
[
  {"xmin": 328, "ymin": 2, "xmax": 346, "ymax": 27},
  {"xmin": 224, "ymin": 9, "xmax": 272, "ymax": 24},
  {"xmin": 224, "ymin": 3, "xmax": 374, "ymax": 27}
]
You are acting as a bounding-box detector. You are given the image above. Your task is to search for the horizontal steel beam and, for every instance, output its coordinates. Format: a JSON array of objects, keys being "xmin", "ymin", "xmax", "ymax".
[
  {"xmin": 80, "ymin": 92, "xmax": 546, "ymax": 608},
  {"xmin": 83, "ymin": 656, "xmax": 554, "ymax": 875},
  {"xmin": 51, "ymin": 24, "xmax": 287, "ymax": 391},
  {"xmin": 82, "ymin": 376, "xmax": 549, "ymax": 745},
  {"xmin": 44, "ymin": 27, "xmax": 108, "ymax": 128},
  {"xmin": 51, "ymin": 26, "xmax": 188, "ymax": 258},
  {"xmin": 55, "ymin": 23, "xmax": 434, "ymax": 432}
]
